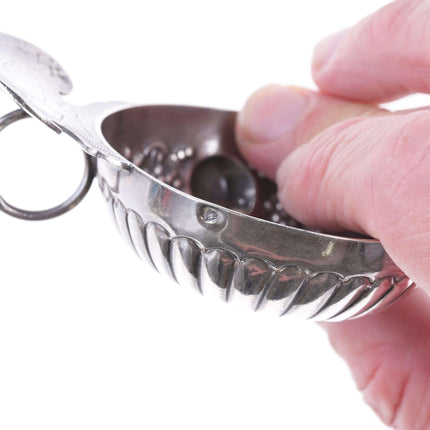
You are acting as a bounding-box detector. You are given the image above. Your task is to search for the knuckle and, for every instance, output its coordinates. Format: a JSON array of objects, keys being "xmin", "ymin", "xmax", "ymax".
[
  {"xmin": 369, "ymin": 112, "xmax": 430, "ymax": 226},
  {"xmin": 366, "ymin": 112, "xmax": 430, "ymax": 282},
  {"xmin": 364, "ymin": 367, "xmax": 430, "ymax": 430},
  {"xmin": 362, "ymin": 0, "xmax": 420, "ymax": 41},
  {"xmin": 347, "ymin": 341, "xmax": 424, "ymax": 429},
  {"xmin": 361, "ymin": 363, "xmax": 404, "ymax": 428},
  {"xmin": 359, "ymin": 0, "xmax": 430, "ymax": 69},
  {"xmin": 391, "ymin": 113, "xmax": 429, "ymax": 172},
  {"xmin": 389, "ymin": 112, "xmax": 430, "ymax": 172},
  {"xmin": 302, "ymin": 118, "xmax": 364, "ymax": 183}
]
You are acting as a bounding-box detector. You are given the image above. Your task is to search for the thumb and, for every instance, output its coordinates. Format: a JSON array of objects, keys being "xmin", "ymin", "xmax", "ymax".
[{"xmin": 235, "ymin": 84, "xmax": 382, "ymax": 179}]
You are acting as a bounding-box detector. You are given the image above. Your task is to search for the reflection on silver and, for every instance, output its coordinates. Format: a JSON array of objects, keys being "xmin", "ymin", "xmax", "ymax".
[
  {"xmin": 0, "ymin": 32, "xmax": 416, "ymax": 320},
  {"xmin": 0, "ymin": 109, "xmax": 94, "ymax": 220}
]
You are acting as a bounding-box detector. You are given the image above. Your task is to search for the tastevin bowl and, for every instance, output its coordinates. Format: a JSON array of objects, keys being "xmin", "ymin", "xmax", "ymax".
[{"xmin": 0, "ymin": 33, "xmax": 415, "ymax": 321}]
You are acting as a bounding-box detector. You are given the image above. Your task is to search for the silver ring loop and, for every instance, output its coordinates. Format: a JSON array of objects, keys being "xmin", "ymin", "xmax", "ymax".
[{"xmin": 0, "ymin": 109, "xmax": 94, "ymax": 221}]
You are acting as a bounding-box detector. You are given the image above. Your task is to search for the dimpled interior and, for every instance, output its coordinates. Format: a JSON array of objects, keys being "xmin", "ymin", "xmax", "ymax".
[{"xmin": 100, "ymin": 105, "xmax": 308, "ymax": 227}]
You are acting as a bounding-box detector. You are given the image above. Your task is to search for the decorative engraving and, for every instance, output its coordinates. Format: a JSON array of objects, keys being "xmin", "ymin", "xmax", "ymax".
[
  {"xmin": 200, "ymin": 248, "xmax": 238, "ymax": 300},
  {"xmin": 171, "ymin": 236, "xmax": 203, "ymax": 293},
  {"xmin": 145, "ymin": 222, "xmax": 175, "ymax": 280},
  {"xmin": 35, "ymin": 50, "xmax": 72, "ymax": 95},
  {"xmin": 102, "ymin": 186, "xmax": 415, "ymax": 321}
]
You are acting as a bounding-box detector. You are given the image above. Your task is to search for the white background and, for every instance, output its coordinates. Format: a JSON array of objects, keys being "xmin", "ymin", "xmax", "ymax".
[{"xmin": 0, "ymin": 1, "xmax": 422, "ymax": 429}]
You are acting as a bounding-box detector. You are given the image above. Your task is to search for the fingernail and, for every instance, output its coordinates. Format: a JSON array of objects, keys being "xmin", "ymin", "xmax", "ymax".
[
  {"xmin": 238, "ymin": 85, "xmax": 310, "ymax": 143},
  {"xmin": 313, "ymin": 28, "xmax": 349, "ymax": 72}
]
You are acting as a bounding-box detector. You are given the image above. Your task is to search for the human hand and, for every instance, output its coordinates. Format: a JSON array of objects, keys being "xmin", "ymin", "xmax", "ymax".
[{"xmin": 236, "ymin": 0, "xmax": 430, "ymax": 428}]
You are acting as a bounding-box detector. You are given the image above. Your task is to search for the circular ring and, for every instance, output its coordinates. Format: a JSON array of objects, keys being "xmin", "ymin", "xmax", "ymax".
[{"xmin": 0, "ymin": 109, "xmax": 94, "ymax": 221}]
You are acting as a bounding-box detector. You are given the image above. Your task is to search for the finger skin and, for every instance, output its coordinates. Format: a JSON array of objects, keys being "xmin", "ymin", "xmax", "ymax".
[
  {"xmin": 312, "ymin": 0, "xmax": 430, "ymax": 102},
  {"xmin": 235, "ymin": 85, "xmax": 382, "ymax": 179},
  {"xmin": 239, "ymin": 3, "xmax": 430, "ymax": 426},
  {"xmin": 323, "ymin": 288, "xmax": 430, "ymax": 429},
  {"xmin": 277, "ymin": 110, "xmax": 430, "ymax": 291},
  {"xmin": 237, "ymin": 88, "xmax": 430, "ymax": 428}
]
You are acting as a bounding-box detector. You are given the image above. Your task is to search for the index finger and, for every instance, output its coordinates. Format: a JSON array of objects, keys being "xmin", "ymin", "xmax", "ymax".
[{"xmin": 312, "ymin": 0, "xmax": 430, "ymax": 102}]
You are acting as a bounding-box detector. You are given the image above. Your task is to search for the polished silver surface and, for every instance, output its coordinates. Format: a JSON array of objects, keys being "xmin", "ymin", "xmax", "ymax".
[
  {"xmin": 0, "ymin": 109, "xmax": 94, "ymax": 220},
  {"xmin": 0, "ymin": 32, "xmax": 416, "ymax": 320}
]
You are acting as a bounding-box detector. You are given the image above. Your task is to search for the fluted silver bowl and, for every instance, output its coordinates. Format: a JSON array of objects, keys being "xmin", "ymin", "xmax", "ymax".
[{"xmin": 0, "ymin": 33, "xmax": 416, "ymax": 321}]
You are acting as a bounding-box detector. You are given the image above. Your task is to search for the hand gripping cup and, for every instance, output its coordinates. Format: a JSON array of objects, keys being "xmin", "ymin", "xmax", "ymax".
[{"xmin": 0, "ymin": 33, "xmax": 415, "ymax": 321}]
